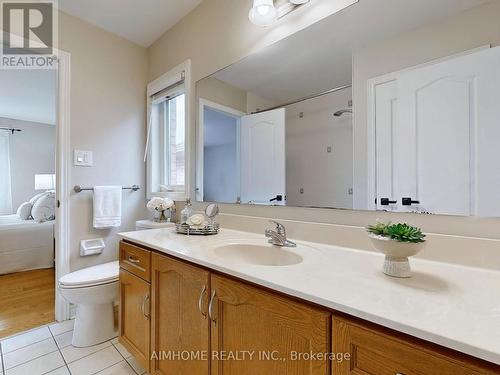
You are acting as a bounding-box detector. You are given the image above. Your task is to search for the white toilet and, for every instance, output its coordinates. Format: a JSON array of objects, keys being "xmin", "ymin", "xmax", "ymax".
[{"xmin": 59, "ymin": 261, "xmax": 119, "ymax": 347}]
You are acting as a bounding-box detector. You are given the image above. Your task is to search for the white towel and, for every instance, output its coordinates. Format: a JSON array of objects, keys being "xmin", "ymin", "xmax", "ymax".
[{"xmin": 93, "ymin": 186, "xmax": 122, "ymax": 229}]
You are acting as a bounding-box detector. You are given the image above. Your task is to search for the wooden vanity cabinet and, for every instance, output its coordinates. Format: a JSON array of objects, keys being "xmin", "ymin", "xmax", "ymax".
[
  {"xmin": 150, "ymin": 253, "xmax": 211, "ymax": 375},
  {"xmin": 118, "ymin": 241, "xmax": 499, "ymax": 375},
  {"xmin": 210, "ymin": 274, "xmax": 331, "ymax": 375},
  {"xmin": 119, "ymin": 269, "xmax": 151, "ymax": 372},
  {"xmin": 332, "ymin": 316, "xmax": 498, "ymax": 375}
]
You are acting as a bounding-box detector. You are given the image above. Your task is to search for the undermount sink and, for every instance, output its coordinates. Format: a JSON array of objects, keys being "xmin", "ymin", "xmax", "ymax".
[{"xmin": 212, "ymin": 243, "xmax": 303, "ymax": 266}]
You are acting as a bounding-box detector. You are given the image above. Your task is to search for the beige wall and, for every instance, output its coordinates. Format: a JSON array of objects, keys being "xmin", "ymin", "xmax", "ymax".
[
  {"xmin": 59, "ymin": 12, "xmax": 148, "ymax": 271},
  {"xmin": 196, "ymin": 77, "xmax": 247, "ymax": 113},
  {"xmin": 148, "ymin": 0, "xmax": 500, "ymax": 240}
]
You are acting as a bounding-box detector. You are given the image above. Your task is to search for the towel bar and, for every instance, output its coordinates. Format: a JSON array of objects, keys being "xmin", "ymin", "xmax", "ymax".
[{"xmin": 74, "ymin": 185, "xmax": 140, "ymax": 193}]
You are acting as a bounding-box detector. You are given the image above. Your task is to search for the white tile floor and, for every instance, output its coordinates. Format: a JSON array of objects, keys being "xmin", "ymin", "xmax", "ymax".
[{"xmin": 0, "ymin": 321, "xmax": 147, "ymax": 375}]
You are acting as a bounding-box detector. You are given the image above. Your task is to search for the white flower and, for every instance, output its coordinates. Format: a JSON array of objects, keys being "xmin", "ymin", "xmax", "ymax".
[
  {"xmin": 147, "ymin": 197, "xmax": 171, "ymax": 211},
  {"xmin": 163, "ymin": 198, "xmax": 174, "ymax": 209}
]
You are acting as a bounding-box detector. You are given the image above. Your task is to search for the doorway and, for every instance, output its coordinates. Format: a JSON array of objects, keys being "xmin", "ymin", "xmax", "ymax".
[
  {"xmin": 0, "ymin": 42, "xmax": 71, "ymax": 338},
  {"xmin": 197, "ymin": 99, "xmax": 244, "ymax": 203}
]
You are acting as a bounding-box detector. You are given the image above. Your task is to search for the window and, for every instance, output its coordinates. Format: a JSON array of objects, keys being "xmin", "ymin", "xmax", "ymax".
[
  {"xmin": 147, "ymin": 78, "xmax": 188, "ymax": 199},
  {"xmin": 146, "ymin": 61, "xmax": 190, "ymax": 199},
  {"xmin": 159, "ymin": 92, "xmax": 185, "ymax": 190}
]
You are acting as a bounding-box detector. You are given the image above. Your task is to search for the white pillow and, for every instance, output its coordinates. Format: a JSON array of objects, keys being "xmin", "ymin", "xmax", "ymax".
[
  {"xmin": 29, "ymin": 191, "xmax": 49, "ymax": 205},
  {"xmin": 16, "ymin": 202, "xmax": 33, "ymax": 220},
  {"xmin": 31, "ymin": 192, "xmax": 56, "ymax": 222}
]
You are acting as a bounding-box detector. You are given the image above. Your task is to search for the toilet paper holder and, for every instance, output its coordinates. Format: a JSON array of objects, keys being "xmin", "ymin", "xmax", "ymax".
[{"xmin": 80, "ymin": 238, "xmax": 105, "ymax": 256}]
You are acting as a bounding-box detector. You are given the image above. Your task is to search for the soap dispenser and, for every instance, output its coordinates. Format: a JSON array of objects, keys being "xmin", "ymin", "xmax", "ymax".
[{"xmin": 180, "ymin": 198, "xmax": 193, "ymax": 224}]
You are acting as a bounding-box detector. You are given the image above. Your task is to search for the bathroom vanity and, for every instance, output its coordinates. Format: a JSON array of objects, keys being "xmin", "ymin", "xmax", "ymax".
[{"xmin": 117, "ymin": 228, "xmax": 500, "ymax": 375}]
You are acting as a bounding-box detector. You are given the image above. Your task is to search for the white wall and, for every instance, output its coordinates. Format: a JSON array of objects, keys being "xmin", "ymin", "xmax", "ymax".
[
  {"xmin": 286, "ymin": 88, "xmax": 353, "ymax": 209},
  {"xmin": 203, "ymin": 108, "xmax": 238, "ymax": 203},
  {"xmin": 0, "ymin": 118, "xmax": 55, "ymax": 211},
  {"xmin": 59, "ymin": 12, "xmax": 149, "ymax": 271},
  {"xmin": 352, "ymin": 0, "xmax": 500, "ymax": 209},
  {"xmin": 204, "ymin": 145, "xmax": 238, "ymax": 203}
]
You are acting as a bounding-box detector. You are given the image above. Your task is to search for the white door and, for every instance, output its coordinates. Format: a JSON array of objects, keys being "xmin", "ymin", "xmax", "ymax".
[
  {"xmin": 397, "ymin": 47, "xmax": 500, "ymax": 216},
  {"xmin": 371, "ymin": 46, "xmax": 500, "ymax": 216},
  {"xmin": 240, "ymin": 108, "xmax": 286, "ymax": 205}
]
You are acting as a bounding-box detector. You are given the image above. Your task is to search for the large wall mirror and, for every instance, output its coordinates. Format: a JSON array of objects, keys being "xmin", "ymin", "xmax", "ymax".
[{"xmin": 195, "ymin": 0, "xmax": 500, "ymax": 217}]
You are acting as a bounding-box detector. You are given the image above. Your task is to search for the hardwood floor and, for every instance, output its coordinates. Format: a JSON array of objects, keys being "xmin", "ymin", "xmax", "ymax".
[{"xmin": 0, "ymin": 268, "xmax": 55, "ymax": 339}]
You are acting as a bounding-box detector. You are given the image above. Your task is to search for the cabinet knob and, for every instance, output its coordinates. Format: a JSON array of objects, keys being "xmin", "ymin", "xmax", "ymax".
[
  {"xmin": 128, "ymin": 256, "xmax": 140, "ymax": 264},
  {"xmin": 208, "ymin": 290, "xmax": 217, "ymax": 324},
  {"xmin": 198, "ymin": 285, "xmax": 207, "ymax": 319},
  {"xmin": 141, "ymin": 294, "xmax": 150, "ymax": 320}
]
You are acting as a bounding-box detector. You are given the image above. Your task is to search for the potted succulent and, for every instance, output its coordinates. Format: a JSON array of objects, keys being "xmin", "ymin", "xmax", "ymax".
[
  {"xmin": 147, "ymin": 197, "xmax": 175, "ymax": 223},
  {"xmin": 367, "ymin": 221, "xmax": 426, "ymax": 278}
]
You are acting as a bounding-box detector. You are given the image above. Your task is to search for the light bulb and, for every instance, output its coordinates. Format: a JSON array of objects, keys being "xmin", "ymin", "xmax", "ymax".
[
  {"xmin": 257, "ymin": 5, "xmax": 271, "ymax": 15},
  {"xmin": 249, "ymin": 0, "xmax": 277, "ymax": 27}
]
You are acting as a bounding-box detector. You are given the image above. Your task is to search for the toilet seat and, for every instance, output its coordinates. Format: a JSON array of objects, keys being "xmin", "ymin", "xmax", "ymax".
[{"xmin": 59, "ymin": 261, "xmax": 119, "ymax": 289}]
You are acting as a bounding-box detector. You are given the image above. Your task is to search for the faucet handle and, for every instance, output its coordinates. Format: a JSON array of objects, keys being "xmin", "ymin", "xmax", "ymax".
[{"xmin": 269, "ymin": 220, "xmax": 286, "ymax": 236}]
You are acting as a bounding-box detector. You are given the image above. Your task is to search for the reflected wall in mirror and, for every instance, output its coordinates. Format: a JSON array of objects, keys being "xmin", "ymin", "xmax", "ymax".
[{"xmin": 195, "ymin": 0, "xmax": 500, "ymax": 217}]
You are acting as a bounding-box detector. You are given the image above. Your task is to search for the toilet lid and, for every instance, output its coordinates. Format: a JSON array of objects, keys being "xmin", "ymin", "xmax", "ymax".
[{"xmin": 59, "ymin": 261, "xmax": 119, "ymax": 288}]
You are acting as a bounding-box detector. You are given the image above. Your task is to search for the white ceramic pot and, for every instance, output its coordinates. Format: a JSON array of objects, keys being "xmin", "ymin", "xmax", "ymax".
[{"xmin": 368, "ymin": 234, "xmax": 426, "ymax": 278}]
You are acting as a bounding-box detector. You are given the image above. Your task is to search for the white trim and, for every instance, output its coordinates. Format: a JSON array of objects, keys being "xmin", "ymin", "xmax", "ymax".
[
  {"xmin": 146, "ymin": 60, "xmax": 191, "ymax": 201},
  {"xmin": 54, "ymin": 49, "xmax": 71, "ymax": 322},
  {"xmin": 196, "ymin": 99, "xmax": 245, "ymax": 202}
]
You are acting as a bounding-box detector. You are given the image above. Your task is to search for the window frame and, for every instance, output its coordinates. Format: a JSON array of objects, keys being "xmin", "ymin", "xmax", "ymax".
[{"xmin": 146, "ymin": 60, "xmax": 191, "ymax": 201}]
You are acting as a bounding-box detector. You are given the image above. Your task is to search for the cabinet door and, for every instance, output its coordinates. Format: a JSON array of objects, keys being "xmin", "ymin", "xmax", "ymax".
[
  {"xmin": 332, "ymin": 316, "xmax": 496, "ymax": 375},
  {"xmin": 210, "ymin": 274, "xmax": 331, "ymax": 375},
  {"xmin": 151, "ymin": 254, "xmax": 210, "ymax": 375},
  {"xmin": 119, "ymin": 269, "xmax": 150, "ymax": 372}
]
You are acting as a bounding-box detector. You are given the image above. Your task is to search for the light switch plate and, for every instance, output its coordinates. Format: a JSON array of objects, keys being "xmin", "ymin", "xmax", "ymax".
[{"xmin": 74, "ymin": 150, "xmax": 93, "ymax": 167}]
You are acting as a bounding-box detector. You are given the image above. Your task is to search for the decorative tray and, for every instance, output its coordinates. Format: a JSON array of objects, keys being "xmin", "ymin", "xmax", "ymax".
[{"xmin": 175, "ymin": 223, "xmax": 220, "ymax": 236}]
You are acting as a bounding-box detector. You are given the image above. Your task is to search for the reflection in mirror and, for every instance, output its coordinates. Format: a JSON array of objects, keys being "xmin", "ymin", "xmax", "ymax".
[
  {"xmin": 196, "ymin": 0, "xmax": 500, "ymax": 217},
  {"xmin": 205, "ymin": 203, "xmax": 219, "ymax": 224}
]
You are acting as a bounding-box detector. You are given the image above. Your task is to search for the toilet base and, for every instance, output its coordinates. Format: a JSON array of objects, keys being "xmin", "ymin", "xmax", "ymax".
[{"xmin": 72, "ymin": 302, "xmax": 117, "ymax": 347}]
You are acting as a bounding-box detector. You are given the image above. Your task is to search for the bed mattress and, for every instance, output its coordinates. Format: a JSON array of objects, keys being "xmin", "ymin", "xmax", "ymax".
[{"xmin": 0, "ymin": 215, "xmax": 54, "ymax": 274}]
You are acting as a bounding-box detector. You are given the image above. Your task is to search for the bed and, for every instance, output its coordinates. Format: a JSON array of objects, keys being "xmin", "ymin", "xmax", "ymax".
[{"xmin": 0, "ymin": 215, "xmax": 54, "ymax": 275}]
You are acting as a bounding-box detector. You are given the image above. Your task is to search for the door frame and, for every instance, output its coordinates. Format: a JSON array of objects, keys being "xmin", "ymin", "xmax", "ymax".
[
  {"xmin": 2, "ymin": 31, "xmax": 72, "ymax": 321},
  {"xmin": 196, "ymin": 99, "xmax": 245, "ymax": 202},
  {"xmin": 55, "ymin": 49, "xmax": 72, "ymax": 322}
]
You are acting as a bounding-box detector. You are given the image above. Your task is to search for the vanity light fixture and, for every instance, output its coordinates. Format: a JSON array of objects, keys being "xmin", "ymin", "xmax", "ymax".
[
  {"xmin": 248, "ymin": 0, "xmax": 278, "ymax": 27},
  {"xmin": 249, "ymin": 0, "xmax": 358, "ymax": 27}
]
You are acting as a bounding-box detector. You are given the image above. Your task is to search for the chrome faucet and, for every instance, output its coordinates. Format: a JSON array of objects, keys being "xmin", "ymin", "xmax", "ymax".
[{"xmin": 265, "ymin": 220, "xmax": 296, "ymax": 247}]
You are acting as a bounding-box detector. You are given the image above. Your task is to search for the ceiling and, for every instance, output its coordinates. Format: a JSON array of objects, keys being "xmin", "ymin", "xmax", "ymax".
[
  {"xmin": 213, "ymin": 0, "xmax": 490, "ymax": 104},
  {"xmin": 58, "ymin": 0, "xmax": 203, "ymax": 47},
  {"xmin": 0, "ymin": 70, "xmax": 56, "ymax": 125}
]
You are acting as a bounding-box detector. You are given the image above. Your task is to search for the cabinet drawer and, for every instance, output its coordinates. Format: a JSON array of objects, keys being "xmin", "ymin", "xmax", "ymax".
[
  {"xmin": 332, "ymin": 316, "xmax": 495, "ymax": 375},
  {"xmin": 120, "ymin": 241, "xmax": 151, "ymax": 282}
]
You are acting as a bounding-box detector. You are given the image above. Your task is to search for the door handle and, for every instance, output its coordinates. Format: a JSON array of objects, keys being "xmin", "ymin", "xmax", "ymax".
[
  {"xmin": 269, "ymin": 195, "xmax": 283, "ymax": 202},
  {"xmin": 198, "ymin": 285, "xmax": 207, "ymax": 319},
  {"xmin": 379, "ymin": 198, "xmax": 397, "ymax": 206},
  {"xmin": 402, "ymin": 197, "xmax": 420, "ymax": 206},
  {"xmin": 141, "ymin": 294, "xmax": 150, "ymax": 320},
  {"xmin": 208, "ymin": 291, "xmax": 217, "ymax": 324}
]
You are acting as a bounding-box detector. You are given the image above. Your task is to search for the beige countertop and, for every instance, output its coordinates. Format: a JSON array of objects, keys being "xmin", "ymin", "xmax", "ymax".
[{"xmin": 119, "ymin": 227, "xmax": 500, "ymax": 365}]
